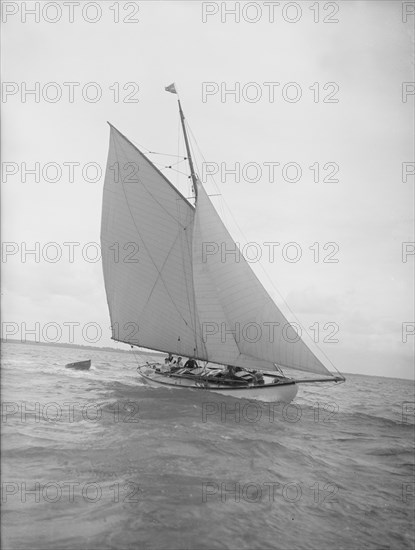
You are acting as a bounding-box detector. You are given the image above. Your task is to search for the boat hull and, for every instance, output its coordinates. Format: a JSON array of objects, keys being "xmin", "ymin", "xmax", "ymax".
[
  {"xmin": 137, "ymin": 366, "xmax": 298, "ymax": 403},
  {"xmin": 65, "ymin": 360, "xmax": 91, "ymax": 371}
]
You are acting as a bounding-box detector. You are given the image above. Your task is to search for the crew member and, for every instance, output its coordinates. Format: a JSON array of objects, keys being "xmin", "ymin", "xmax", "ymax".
[{"xmin": 184, "ymin": 358, "xmax": 199, "ymax": 370}]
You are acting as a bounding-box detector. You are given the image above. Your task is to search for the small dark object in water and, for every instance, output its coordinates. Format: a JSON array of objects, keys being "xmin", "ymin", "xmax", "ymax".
[{"xmin": 65, "ymin": 360, "xmax": 91, "ymax": 371}]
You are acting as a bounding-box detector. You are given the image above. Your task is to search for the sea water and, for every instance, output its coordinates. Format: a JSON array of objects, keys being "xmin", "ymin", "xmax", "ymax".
[{"xmin": 1, "ymin": 342, "xmax": 414, "ymax": 550}]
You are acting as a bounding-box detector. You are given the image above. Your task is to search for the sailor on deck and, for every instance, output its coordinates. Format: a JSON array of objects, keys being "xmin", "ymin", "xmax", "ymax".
[
  {"xmin": 170, "ymin": 356, "xmax": 183, "ymax": 372},
  {"xmin": 184, "ymin": 358, "xmax": 199, "ymax": 370},
  {"xmin": 161, "ymin": 357, "xmax": 171, "ymax": 373},
  {"xmin": 223, "ymin": 364, "xmax": 237, "ymax": 379}
]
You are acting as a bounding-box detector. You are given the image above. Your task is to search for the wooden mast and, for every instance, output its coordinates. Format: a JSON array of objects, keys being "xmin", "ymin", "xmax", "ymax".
[
  {"xmin": 178, "ymin": 99, "xmax": 198, "ymax": 201},
  {"xmin": 177, "ymin": 96, "xmax": 199, "ymax": 359}
]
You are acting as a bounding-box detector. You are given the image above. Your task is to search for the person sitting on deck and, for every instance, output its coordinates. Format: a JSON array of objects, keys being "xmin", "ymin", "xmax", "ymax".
[
  {"xmin": 252, "ymin": 370, "xmax": 264, "ymax": 385},
  {"xmin": 160, "ymin": 357, "xmax": 171, "ymax": 373},
  {"xmin": 222, "ymin": 364, "xmax": 237, "ymax": 379},
  {"xmin": 170, "ymin": 356, "xmax": 183, "ymax": 372},
  {"xmin": 184, "ymin": 358, "xmax": 199, "ymax": 370}
]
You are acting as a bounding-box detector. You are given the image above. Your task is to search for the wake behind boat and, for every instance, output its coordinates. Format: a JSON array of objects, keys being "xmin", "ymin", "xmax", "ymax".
[{"xmin": 100, "ymin": 84, "xmax": 345, "ymax": 403}]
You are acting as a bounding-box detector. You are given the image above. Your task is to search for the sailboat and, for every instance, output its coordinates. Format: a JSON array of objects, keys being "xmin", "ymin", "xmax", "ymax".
[{"xmin": 100, "ymin": 84, "xmax": 345, "ymax": 403}]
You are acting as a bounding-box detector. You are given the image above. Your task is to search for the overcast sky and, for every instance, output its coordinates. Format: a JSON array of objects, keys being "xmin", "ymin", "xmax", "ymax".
[{"xmin": 2, "ymin": 0, "xmax": 414, "ymax": 379}]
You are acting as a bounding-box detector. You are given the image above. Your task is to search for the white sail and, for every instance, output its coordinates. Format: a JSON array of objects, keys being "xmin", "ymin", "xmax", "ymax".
[
  {"xmin": 191, "ymin": 179, "xmax": 332, "ymax": 376},
  {"xmin": 101, "ymin": 124, "xmax": 333, "ymax": 376},
  {"xmin": 101, "ymin": 125, "xmax": 205, "ymax": 357}
]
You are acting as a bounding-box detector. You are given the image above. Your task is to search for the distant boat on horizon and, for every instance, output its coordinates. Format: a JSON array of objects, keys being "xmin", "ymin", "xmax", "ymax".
[
  {"xmin": 100, "ymin": 84, "xmax": 345, "ymax": 403},
  {"xmin": 65, "ymin": 359, "xmax": 91, "ymax": 371}
]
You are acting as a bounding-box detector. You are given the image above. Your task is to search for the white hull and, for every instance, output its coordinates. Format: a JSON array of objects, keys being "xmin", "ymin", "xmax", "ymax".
[{"xmin": 137, "ymin": 366, "xmax": 298, "ymax": 403}]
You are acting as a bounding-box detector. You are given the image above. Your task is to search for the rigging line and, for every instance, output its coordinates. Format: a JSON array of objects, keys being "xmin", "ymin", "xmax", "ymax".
[
  {"xmin": 164, "ymin": 159, "xmax": 187, "ymax": 168},
  {"xmin": 115, "ymin": 137, "xmax": 188, "ymax": 229},
  {"xmin": 148, "ymin": 151, "xmax": 187, "ymax": 159},
  {"xmin": 186, "ymin": 123, "xmax": 228, "ymax": 217},
  {"xmin": 184, "ymin": 124, "xmax": 341, "ymax": 377},
  {"xmin": 158, "ymin": 159, "xmax": 188, "ymax": 172},
  {"xmin": 109, "ymin": 123, "xmax": 194, "ymax": 210},
  {"xmin": 126, "ymin": 137, "xmax": 152, "ymax": 155},
  {"xmin": 164, "ymin": 167, "xmax": 191, "ymax": 177},
  {"xmin": 177, "ymin": 117, "xmax": 181, "ymax": 193},
  {"xmin": 186, "ymin": 122, "xmax": 229, "ymax": 220},
  {"xmin": 150, "ymin": 163, "xmax": 188, "ymax": 176},
  {"xmin": 147, "ymin": 159, "xmax": 185, "ymax": 169},
  {"xmin": 185, "ymin": 123, "xmax": 208, "ymax": 180}
]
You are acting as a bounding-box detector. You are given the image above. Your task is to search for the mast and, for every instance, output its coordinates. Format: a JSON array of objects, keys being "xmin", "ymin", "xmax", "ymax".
[
  {"xmin": 178, "ymin": 98, "xmax": 200, "ymax": 358},
  {"xmin": 178, "ymin": 99, "xmax": 198, "ymax": 201}
]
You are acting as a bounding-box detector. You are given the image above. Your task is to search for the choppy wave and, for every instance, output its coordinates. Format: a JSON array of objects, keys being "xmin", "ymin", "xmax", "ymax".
[{"xmin": 1, "ymin": 342, "xmax": 414, "ymax": 550}]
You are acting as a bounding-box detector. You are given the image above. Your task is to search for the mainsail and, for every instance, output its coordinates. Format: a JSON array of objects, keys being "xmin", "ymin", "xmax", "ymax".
[
  {"xmin": 101, "ymin": 125, "xmax": 205, "ymax": 358},
  {"xmin": 101, "ymin": 123, "xmax": 334, "ymax": 376}
]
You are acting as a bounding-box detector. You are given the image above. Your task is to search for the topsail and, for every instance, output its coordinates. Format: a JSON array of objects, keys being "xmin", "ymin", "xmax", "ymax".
[{"xmin": 101, "ymin": 124, "xmax": 333, "ymax": 376}]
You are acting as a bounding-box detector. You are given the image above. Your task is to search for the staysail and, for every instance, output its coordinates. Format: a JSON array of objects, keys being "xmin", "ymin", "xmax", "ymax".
[
  {"xmin": 101, "ymin": 124, "xmax": 333, "ymax": 376},
  {"xmin": 192, "ymin": 179, "xmax": 331, "ymax": 375}
]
